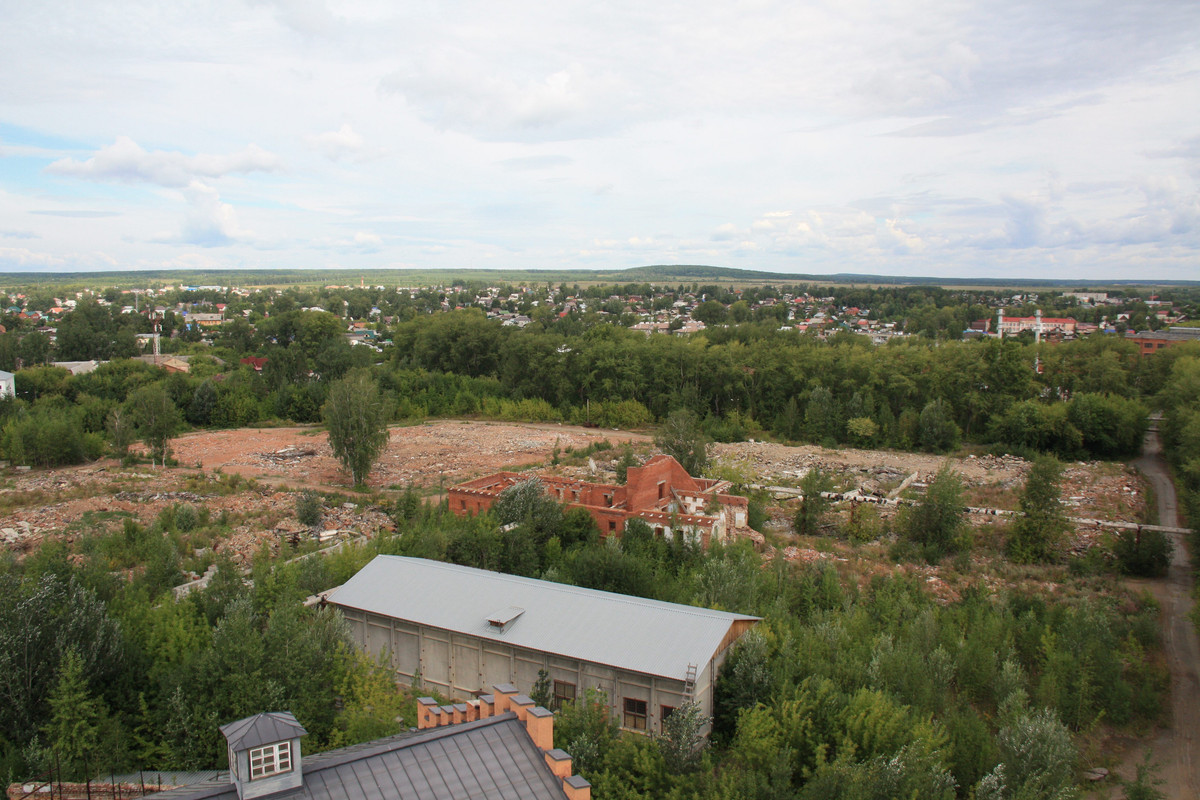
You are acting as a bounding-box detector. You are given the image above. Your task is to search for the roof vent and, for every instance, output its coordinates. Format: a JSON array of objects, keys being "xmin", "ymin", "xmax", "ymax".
[{"xmin": 487, "ymin": 606, "xmax": 525, "ymax": 632}]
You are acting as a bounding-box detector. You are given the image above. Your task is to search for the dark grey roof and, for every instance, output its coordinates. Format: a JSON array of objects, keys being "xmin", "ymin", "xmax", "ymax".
[
  {"xmin": 331, "ymin": 556, "xmax": 760, "ymax": 681},
  {"xmin": 220, "ymin": 712, "xmax": 308, "ymax": 751},
  {"xmin": 144, "ymin": 713, "xmax": 566, "ymax": 800}
]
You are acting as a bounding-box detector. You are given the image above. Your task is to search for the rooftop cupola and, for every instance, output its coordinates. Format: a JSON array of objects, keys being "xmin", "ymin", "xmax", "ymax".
[{"xmin": 220, "ymin": 711, "xmax": 308, "ymax": 800}]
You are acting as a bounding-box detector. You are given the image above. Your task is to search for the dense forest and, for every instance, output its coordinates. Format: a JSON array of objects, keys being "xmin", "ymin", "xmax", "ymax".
[{"xmin": 0, "ymin": 280, "xmax": 1196, "ymax": 798}]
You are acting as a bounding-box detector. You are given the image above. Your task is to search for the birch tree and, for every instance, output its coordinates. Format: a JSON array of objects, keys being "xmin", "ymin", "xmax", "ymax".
[{"xmin": 323, "ymin": 368, "xmax": 391, "ymax": 487}]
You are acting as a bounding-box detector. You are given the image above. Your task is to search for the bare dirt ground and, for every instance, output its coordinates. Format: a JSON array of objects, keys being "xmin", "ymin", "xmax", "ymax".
[
  {"xmin": 0, "ymin": 421, "xmax": 651, "ymax": 560},
  {"xmin": 1111, "ymin": 428, "xmax": 1199, "ymax": 799},
  {"xmin": 168, "ymin": 420, "xmax": 650, "ymax": 490}
]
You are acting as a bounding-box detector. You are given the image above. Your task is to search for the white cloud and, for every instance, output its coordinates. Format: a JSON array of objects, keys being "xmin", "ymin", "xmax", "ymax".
[
  {"xmin": 248, "ymin": 0, "xmax": 341, "ymax": 38},
  {"xmin": 710, "ymin": 223, "xmax": 740, "ymax": 241},
  {"xmin": 1, "ymin": 1, "xmax": 1199, "ymax": 278},
  {"xmin": 151, "ymin": 181, "xmax": 247, "ymax": 247},
  {"xmin": 0, "ymin": 246, "xmax": 117, "ymax": 270},
  {"xmin": 306, "ymin": 124, "xmax": 367, "ymax": 160},
  {"xmin": 310, "ymin": 230, "xmax": 384, "ymax": 253},
  {"xmin": 47, "ymin": 137, "xmax": 282, "ymax": 188},
  {"xmin": 380, "ymin": 59, "xmax": 624, "ymax": 141}
]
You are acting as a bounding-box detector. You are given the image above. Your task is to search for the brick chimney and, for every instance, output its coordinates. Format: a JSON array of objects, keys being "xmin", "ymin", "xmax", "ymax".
[{"xmin": 417, "ymin": 685, "xmax": 591, "ymax": 800}]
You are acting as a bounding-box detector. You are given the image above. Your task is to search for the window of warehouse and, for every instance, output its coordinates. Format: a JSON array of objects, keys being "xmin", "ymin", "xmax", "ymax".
[{"xmin": 623, "ymin": 698, "xmax": 647, "ymax": 730}]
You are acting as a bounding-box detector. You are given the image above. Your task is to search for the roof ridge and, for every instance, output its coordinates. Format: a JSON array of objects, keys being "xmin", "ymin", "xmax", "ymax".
[
  {"xmin": 302, "ymin": 712, "xmax": 523, "ymax": 772},
  {"xmin": 373, "ymin": 555, "xmax": 758, "ymax": 621}
]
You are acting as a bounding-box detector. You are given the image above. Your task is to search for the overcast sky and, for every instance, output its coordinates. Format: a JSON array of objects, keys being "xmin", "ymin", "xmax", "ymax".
[{"xmin": 1, "ymin": 0, "xmax": 1198, "ymax": 280}]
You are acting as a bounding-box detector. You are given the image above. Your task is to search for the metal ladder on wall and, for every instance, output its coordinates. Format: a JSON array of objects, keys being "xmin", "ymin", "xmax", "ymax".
[{"xmin": 683, "ymin": 663, "xmax": 697, "ymax": 702}]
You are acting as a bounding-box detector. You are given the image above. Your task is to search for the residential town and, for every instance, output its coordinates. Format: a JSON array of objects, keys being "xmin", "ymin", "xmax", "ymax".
[{"xmin": 0, "ymin": 279, "xmax": 1195, "ymax": 378}]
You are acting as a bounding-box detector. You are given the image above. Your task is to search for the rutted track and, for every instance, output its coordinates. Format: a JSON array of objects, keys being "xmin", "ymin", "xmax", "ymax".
[{"xmin": 1124, "ymin": 428, "xmax": 1198, "ymax": 798}]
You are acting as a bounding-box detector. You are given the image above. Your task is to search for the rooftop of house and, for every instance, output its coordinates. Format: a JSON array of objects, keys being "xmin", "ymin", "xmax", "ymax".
[
  {"xmin": 220, "ymin": 712, "xmax": 307, "ymax": 751},
  {"xmin": 142, "ymin": 712, "xmax": 568, "ymax": 800},
  {"xmin": 330, "ymin": 556, "xmax": 759, "ymax": 682}
]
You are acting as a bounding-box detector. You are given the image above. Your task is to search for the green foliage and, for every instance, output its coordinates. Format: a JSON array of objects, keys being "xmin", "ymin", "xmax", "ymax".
[
  {"xmin": 655, "ymin": 408, "xmax": 709, "ymax": 476},
  {"xmin": 655, "ymin": 700, "xmax": 709, "ymax": 774},
  {"xmin": 794, "ymin": 468, "xmax": 832, "ymax": 536},
  {"xmin": 844, "ymin": 503, "xmax": 884, "ymax": 544},
  {"xmin": 531, "ymin": 668, "xmax": 552, "ymax": 708},
  {"xmin": 493, "ymin": 478, "xmax": 559, "ymax": 528},
  {"xmin": 187, "ymin": 379, "xmax": 218, "ymax": 426},
  {"xmin": 296, "ymin": 491, "xmax": 324, "ymax": 527},
  {"xmin": 0, "ymin": 404, "xmax": 93, "ymax": 467},
  {"xmin": 898, "ymin": 464, "xmax": 967, "ymax": 563},
  {"xmin": 1066, "ymin": 392, "xmax": 1147, "ymax": 459},
  {"xmin": 805, "ymin": 385, "xmax": 840, "ymax": 445},
  {"xmin": 845, "ymin": 416, "xmax": 878, "ymax": 448},
  {"xmin": 918, "ymin": 398, "xmax": 961, "ymax": 453},
  {"xmin": 566, "ymin": 542, "xmax": 657, "ymax": 596},
  {"xmin": 1121, "ymin": 752, "xmax": 1167, "ymax": 800},
  {"xmin": 554, "ymin": 687, "xmax": 620, "ymax": 774},
  {"xmin": 712, "ymin": 630, "xmax": 772, "ymax": 744},
  {"xmin": 323, "ymin": 368, "xmax": 392, "ymax": 487},
  {"xmin": 1008, "ymin": 456, "xmax": 1069, "ymax": 563},
  {"xmin": 128, "ymin": 382, "xmax": 181, "ymax": 465},
  {"xmin": 0, "ymin": 573, "xmax": 126, "ymax": 746},
  {"xmin": 174, "ymin": 503, "xmax": 200, "ymax": 533},
  {"xmin": 989, "ymin": 708, "xmax": 1079, "ymax": 800},
  {"xmin": 326, "ymin": 651, "xmax": 408, "ymax": 749},
  {"xmin": 616, "ymin": 445, "xmax": 638, "ymax": 483},
  {"xmin": 39, "ymin": 649, "xmax": 108, "ymax": 779},
  {"xmin": 695, "ymin": 542, "xmax": 760, "ymax": 611},
  {"xmin": 106, "ymin": 406, "xmax": 135, "ymax": 455},
  {"xmin": 560, "ymin": 506, "xmax": 600, "ymax": 548},
  {"xmin": 799, "ymin": 742, "xmax": 957, "ymax": 800},
  {"xmin": 1113, "ymin": 528, "xmax": 1173, "ymax": 577}
]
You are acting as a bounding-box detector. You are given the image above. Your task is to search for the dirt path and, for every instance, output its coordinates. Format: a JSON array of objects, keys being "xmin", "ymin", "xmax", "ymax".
[{"xmin": 1125, "ymin": 427, "xmax": 1198, "ymax": 798}]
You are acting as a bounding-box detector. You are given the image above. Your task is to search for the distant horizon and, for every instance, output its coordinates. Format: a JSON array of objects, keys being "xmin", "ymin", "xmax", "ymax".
[
  {"xmin": 0, "ymin": 264, "xmax": 1196, "ymax": 290},
  {"xmin": 3, "ymin": 3, "xmax": 1199, "ymax": 280}
]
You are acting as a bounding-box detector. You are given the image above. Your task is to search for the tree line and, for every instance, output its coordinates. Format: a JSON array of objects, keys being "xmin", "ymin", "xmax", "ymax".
[{"xmin": 0, "ymin": 306, "xmax": 1166, "ymax": 472}]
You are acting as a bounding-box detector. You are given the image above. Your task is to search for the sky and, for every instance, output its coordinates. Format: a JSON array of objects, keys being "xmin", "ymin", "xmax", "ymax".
[{"xmin": 1, "ymin": 0, "xmax": 1198, "ymax": 281}]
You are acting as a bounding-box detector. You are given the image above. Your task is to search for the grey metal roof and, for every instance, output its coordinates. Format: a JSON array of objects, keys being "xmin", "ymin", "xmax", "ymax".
[
  {"xmin": 330, "ymin": 556, "xmax": 759, "ymax": 681},
  {"xmin": 143, "ymin": 713, "xmax": 566, "ymax": 800},
  {"xmin": 220, "ymin": 711, "xmax": 308, "ymax": 751}
]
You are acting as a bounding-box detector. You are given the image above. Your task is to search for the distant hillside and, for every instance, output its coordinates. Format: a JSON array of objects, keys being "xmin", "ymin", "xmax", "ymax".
[{"xmin": 0, "ymin": 265, "xmax": 1195, "ymax": 290}]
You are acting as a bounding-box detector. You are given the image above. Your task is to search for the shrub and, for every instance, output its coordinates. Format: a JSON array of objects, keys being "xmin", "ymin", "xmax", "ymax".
[
  {"xmin": 918, "ymin": 398, "xmax": 960, "ymax": 453},
  {"xmin": 991, "ymin": 709, "xmax": 1077, "ymax": 800},
  {"xmin": 1114, "ymin": 528, "xmax": 1172, "ymax": 577},
  {"xmin": 1008, "ymin": 456, "xmax": 1069, "ymax": 563},
  {"xmin": 900, "ymin": 464, "xmax": 968, "ymax": 563},
  {"xmin": 296, "ymin": 491, "xmax": 323, "ymax": 528},
  {"xmin": 794, "ymin": 468, "xmax": 832, "ymax": 536},
  {"xmin": 175, "ymin": 504, "xmax": 199, "ymax": 533}
]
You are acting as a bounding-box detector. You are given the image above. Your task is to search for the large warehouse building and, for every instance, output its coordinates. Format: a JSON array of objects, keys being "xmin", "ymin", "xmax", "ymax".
[{"xmin": 328, "ymin": 555, "xmax": 759, "ymax": 734}]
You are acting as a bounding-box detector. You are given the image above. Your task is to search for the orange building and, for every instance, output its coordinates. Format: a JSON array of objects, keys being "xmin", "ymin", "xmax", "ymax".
[
  {"xmin": 449, "ymin": 455, "xmax": 748, "ymax": 548},
  {"xmin": 1126, "ymin": 328, "xmax": 1200, "ymax": 355}
]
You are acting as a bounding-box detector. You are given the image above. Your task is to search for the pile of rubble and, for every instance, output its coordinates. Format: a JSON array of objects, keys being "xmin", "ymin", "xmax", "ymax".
[{"xmin": 258, "ymin": 446, "xmax": 318, "ymax": 464}]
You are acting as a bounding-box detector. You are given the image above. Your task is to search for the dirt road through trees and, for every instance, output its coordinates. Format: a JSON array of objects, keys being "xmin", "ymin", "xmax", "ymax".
[{"xmin": 1128, "ymin": 427, "xmax": 1198, "ymax": 797}]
